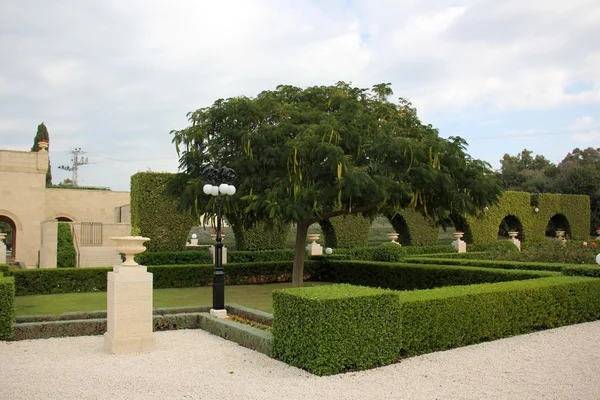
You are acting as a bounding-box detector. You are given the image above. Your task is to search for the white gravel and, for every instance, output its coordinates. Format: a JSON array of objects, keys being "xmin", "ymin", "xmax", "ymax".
[{"xmin": 1, "ymin": 321, "xmax": 600, "ymax": 400}]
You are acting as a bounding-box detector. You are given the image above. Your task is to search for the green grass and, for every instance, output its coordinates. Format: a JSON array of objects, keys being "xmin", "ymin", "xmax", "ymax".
[{"xmin": 14, "ymin": 282, "xmax": 330, "ymax": 316}]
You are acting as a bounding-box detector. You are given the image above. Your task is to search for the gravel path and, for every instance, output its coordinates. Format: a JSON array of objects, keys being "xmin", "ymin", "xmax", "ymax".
[{"xmin": 2, "ymin": 321, "xmax": 600, "ymax": 400}]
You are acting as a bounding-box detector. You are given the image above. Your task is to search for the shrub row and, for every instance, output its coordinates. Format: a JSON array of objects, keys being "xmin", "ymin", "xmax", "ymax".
[
  {"xmin": 314, "ymin": 260, "xmax": 555, "ymax": 291},
  {"xmin": 272, "ymin": 277, "xmax": 600, "ymax": 375},
  {"xmin": 273, "ymin": 284, "xmax": 400, "ymax": 375},
  {"xmin": 403, "ymin": 257, "xmax": 566, "ymax": 272},
  {"xmin": 136, "ymin": 248, "xmax": 296, "ymax": 266},
  {"xmin": 0, "ymin": 273, "xmax": 15, "ymax": 339},
  {"xmin": 325, "ymin": 244, "xmax": 455, "ymax": 261},
  {"xmin": 562, "ymin": 265, "xmax": 600, "ymax": 278},
  {"xmin": 4, "ymin": 261, "xmax": 320, "ymax": 296}
]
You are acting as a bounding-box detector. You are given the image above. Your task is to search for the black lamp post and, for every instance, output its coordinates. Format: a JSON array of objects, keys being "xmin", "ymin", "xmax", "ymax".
[{"xmin": 202, "ymin": 164, "xmax": 236, "ymax": 313}]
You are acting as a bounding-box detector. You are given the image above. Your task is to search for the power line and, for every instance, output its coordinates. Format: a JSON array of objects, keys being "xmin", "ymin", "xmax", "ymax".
[{"xmin": 58, "ymin": 148, "xmax": 89, "ymax": 186}]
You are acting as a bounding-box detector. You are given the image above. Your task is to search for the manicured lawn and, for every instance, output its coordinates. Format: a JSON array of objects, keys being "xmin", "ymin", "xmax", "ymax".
[{"xmin": 14, "ymin": 282, "xmax": 330, "ymax": 316}]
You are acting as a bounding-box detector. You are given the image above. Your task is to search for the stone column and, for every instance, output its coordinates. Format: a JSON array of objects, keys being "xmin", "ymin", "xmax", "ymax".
[
  {"xmin": 105, "ymin": 236, "xmax": 155, "ymax": 354},
  {"xmin": 39, "ymin": 220, "xmax": 58, "ymax": 268}
]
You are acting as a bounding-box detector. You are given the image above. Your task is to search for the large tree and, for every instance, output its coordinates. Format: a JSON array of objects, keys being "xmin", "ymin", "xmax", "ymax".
[
  {"xmin": 498, "ymin": 149, "xmax": 558, "ymax": 193},
  {"xmin": 31, "ymin": 122, "xmax": 52, "ymax": 186},
  {"xmin": 169, "ymin": 82, "xmax": 502, "ymax": 286}
]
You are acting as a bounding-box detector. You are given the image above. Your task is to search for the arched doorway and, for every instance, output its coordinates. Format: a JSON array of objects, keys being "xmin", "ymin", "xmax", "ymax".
[
  {"xmin": 498, "ymin": 214, "xmax": 524, "ymax": 241},
  {"xmin": 0, "ymin": 215, "xmax": 17, "ymax": 262},
  {"xmin": 388, "ymin": 215, "xmax": 412, "ymax": 245},
  {"xmin": 545, "ymin": 214, "xmax": 571, "ymax": 238},
  {"xmin": 450, "ymin": 214, "xmax": 473, "ymax": 243}
]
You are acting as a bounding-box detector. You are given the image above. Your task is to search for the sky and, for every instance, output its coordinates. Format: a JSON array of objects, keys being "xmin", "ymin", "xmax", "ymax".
[{"xmin": 1, "ymin": 0, "xmax": 599, "ymax": 191}]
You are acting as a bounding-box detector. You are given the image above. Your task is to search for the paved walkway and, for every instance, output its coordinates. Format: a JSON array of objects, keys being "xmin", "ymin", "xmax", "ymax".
[{"xmin": 1, "ymin": 321, "xmax": 600, "ymax": 399}]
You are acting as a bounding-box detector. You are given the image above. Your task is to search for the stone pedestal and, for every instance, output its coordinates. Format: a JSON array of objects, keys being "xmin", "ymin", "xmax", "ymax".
[
  {"xmin": 452, "ymin": 239, "xmax": 466, "ymax": 253},
  {"xmin": 0, "ymin": 233, "xmax": 6, "ymax": 264},
  {"xmin": 189, "ymin": 238, "xmax": 198, "ymax": 246},
  {"xmin": 306, "ymin": 234, "xmax": 323, "ymax": 256},
  {"xmin": 509, "ymin": 237, "xmax": 521, "ymax": 251},
  {"xmin": 104, "ymin": 265, "xmax": 155, "ymax": 354}
]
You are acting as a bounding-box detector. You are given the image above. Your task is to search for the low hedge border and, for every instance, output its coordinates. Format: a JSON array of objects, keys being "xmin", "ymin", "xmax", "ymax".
[
  {"xmin": 136, "ymin": 249, "xmax": 296, "ymax": 266},
  {"xmin": 562, "ymin": 265, "xmax": 600, "ymax": 277},
  {"xmin": 5, "ymin": 261, "xmax": 321, "ymax": 296},
  {"xmin": 315, "ymin": 260, "xmax": 556, "ymax": 291},
  {"xmin": 199, "ymin": 312, "xmax": 273, "ymax": 356},
  {"xmin": 0, "ymin": 274, "xmax": 15, "ymax": 339},
  {"xmin": 272, "ymin": 276, "xmax": 600, "ymax": 375},
  {"xmin": 403, "ymin": 257, "xmax": 567, "ymax": 272}
]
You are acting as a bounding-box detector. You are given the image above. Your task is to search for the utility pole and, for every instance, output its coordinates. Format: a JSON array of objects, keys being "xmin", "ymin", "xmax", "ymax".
[{"xmin": 58, "ymin": 148, "xmax": 89, "ymax": 186}]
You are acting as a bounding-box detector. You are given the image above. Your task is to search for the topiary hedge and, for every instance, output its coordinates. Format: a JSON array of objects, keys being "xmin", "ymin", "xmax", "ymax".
[
  {"xmin": 388, "ymin": 209, "xmax": 439, "ymax": 245},
  {"xmin": 130, "ymin": 172, "xmax": 196, "ymax": 252},
  {"xmin": 136, "ymin": 248, "xmax": 296, "ymax": 265},
  {"xmin": 0, "ymin": 273, "xmax": 15, "ymax": 339},
  {"xmin": 57, "ymin": 222, "xmax": 77, "ymax": 268},
  {"xmin": 272, "ymin": 284, "xmax": 401, "ymax": 376},
  {"xmin": 229, "ymin": 219, "xmax": 290, "ymax": 251},
  {"xmin": 272, "ymin": 276, "xmax": 600, "ymax": 375},
  {"xmin": 465, "ymin": 191, "xmax": 590, "ymax": 245},
  {"xmin": 320, "ymin": 215, "xmax": 372, "ymax": 248},
  {"xmin": 314, "ymin": 260, "xmax": 554, "ymax": 290}
]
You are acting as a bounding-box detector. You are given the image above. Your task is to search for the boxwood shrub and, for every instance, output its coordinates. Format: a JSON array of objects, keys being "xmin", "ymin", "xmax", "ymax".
[
  {"xmin": 272, "ymin": 284, "xmax": 401, "ymax": 376},
  {"xmin": 272, "ymin": 276, "xmax": 600, "ymax": 375},
  {"xmin": 0, "ymin": 273, "xmax": 15, "ymax": 339},
  {"xmin": 315, "ymin": 260, "xmax": 555, "ymax": 290}
]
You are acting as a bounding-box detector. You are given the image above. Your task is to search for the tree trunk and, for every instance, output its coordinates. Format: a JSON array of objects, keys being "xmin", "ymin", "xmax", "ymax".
[{"xmin": 292, "ymin": 221, "xmax": 309, "ymax": 287}]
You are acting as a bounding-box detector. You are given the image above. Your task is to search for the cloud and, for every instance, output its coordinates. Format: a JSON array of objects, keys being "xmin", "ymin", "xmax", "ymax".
[{"xmin": 570, "ymin": 116, "xmax": 600, "ymax": 143}]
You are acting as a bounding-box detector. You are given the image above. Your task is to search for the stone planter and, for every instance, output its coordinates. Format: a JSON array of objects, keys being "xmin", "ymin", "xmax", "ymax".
[
  {"xmin": 453, "ymin": 232, "xmax": 464, "ymax": 240},
  {"xmin": 508, "ymin": 231, "xmax": 518, "ymax": 238},
  {"xmin": 387, "ymin": 233, "xmax": 399, "ymax": 243},
  {"xmin": 307, "ymin": 234, "xmax": 320, "ymax": 244},
  {"xmin": 38, "ymin": 141, "xmax": 48, "ymax": 151},
  {"xmin": 111, "ymin": 236, "xmax": 150, "ymax": 266},
  {"xmin": 555, "ymin": 230, "xmax": 565, "ymax": 238}
]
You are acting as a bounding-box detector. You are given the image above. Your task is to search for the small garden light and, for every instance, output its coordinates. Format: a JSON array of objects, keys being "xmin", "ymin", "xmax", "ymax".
[{"xmin": 325, "ymin": 247, "xmax": 333, "ymax": 255}]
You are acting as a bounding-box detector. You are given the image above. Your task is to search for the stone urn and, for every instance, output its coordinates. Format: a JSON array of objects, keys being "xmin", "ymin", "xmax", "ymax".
[
  {"xmin": 111, "ymin": 236, "xmax": 150, "ymax": 266},
  {"xmin": 38, "ymin": 141, "xmax": 48, "ymax": 151},
  {"xmin": 453, "ymin": 232, "xmax": 464, "ymax": 240},
  {"xmin": 307, "ymin": 234, "xmax": 320, "ymax": 244},
  {"xmin": 508, "ymin": 231, "xmax": 518, "ymax": 239},
  {"xmin": 387, "ymin": 233, "xmax": 399, "ymax": 242},
  {"xmin": 555, "ymin": 230, "xmax": 565, "ymax": 238}
]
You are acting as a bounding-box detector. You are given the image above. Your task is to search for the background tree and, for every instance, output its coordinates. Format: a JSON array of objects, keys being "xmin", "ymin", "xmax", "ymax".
[
  {"xmin": 497, "ymin": 149, "xmax": 558, "ymax": 193},
  {"xmin": 31, "ymin": 122, "xmax": 52, "ymax": 186},
  {"xmin": 169, "ymin": 82, "xmax": 502, "ymax": 286}
]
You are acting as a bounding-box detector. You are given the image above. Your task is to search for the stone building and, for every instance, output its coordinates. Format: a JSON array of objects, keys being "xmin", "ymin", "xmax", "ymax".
[{"xmin": 0, "ymin": 144, "xmax": 131, "ymax": 268}]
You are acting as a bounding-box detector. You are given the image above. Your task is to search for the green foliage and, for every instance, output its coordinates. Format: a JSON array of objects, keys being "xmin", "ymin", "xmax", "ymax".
[
  {"xmin": 403, "ymin": 257, "xmax": 566, "ymax": 272},
  {"xmin": 320, "ymin": 215, "xmax": 371, "ymax": 248},
  {"xmin": 136, "ymin": 249, "xmax": 295, "ymax": 265},
  {"xmin": 398, "ymin": 277, "xmax": 600, "ymax": 356},
  {"xmin": 325, "ymin": 244, "xmax": 455, "ymax": 261},
  {"xmin": 272, "ymin": 277, "xmax": 600, "ymax": 373},
  {"xmin": 230, "ymin": 219, "xmax": 290, "ymax": 251},
  {"xmin": 4, "ymin": 262, "xmax": 320, "ymax": 295},
  {"xmin": 57, "ymin": 223, "xmax": 76, "ymax": 268},
  {"xmin": 315, "ymin": 260, "xmax": 552, "ymax": 290},
  {"xmin": 0, "ymin": 274, "xmax": 15, "ymax": 339},
  {"xmin": 170, "ymin": 82, "xmax": 502, "ymax": 285},
  {"xmin": 465, "ymin": 191, "xmax": 590, "ymax": 245},
  {"xmin": 371, "ymin": 242, "xmax": 405, "ymax": 262},
  {"xmin": 272, "ymin": 284, "xmax": 401, "ymax": 375},
  {"xmin": 388, "ymin": 209, "xmax": 439, "ymax": 245},
  {"xmin": 31, "ymin": 122, "xmax": 51, "ymax": 186},
  {"xmin": 562, "ymin": 265, "xmax": 600, "ymax": 277},
  {"xmin": 130, "ymin": 172, "xmax": 196, "ymax": 252}
]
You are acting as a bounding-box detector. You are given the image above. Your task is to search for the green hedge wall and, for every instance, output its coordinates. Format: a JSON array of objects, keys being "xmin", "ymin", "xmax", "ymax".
[
  {"xmin": 57, "ymin": 223, "xmax": 76, "ymax": 268},
  {"xmin": 3, "ymin": 261, "xmax": 320, "ymax": 295},
  {"xmin": 320, "ymin": 215, "xmax": 372, "ymax": 248},
  {"xmin": 272, "ymin": 277, "xmax": 600, "ymax": 375},
  {"xmin": 315, "ymin": 260, "xmax": 554, "ymax": 290},
  {"xmin": 562, "ymin": 265, "xmax": 600, "ymax": 277},
  {"xmin": 0, "ymin": 274, "xmax": 15, "ymax": 339},
  {"xmin": 465, "ymin": 191, "xmax": 590, "ymax": 245},
  {"xmin": 388, "ymin": 209, "xmax": 439, "ymax": 245},
  {"xmin": 136, "ymin": 249, "xmax": 296, "ymax": 265},
  {"xmin": 130, "ymin": 172, "xmax": 196, "ymax": 252},
  {"xmin": 403, "ymin": 257, "xmax": 567, "ymax": 272},
  {"xmin": 230, "ymin": 219, "xmax": 290, "ymax": 251},
  {"xmin": 272, "ymin": 284, "xmax": 401, "ymax": 376}
]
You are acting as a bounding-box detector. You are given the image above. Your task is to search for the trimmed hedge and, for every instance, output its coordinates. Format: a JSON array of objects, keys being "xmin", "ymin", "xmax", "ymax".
[
  {"xmin": 136, "ymin": 248, "xmax": 296, "ymax": 265},
  {"xmin": 57, "ymin": 222, "xmax": 76, "ymax": 268},
  {"xmin": 326, "ymin": 245, "xmax": 454, "ymax": 261},
  {"xmin": 315, "ymin": 260, "xmax": 555, "ymax": 290},
  {"xmin": 272, "ymin": 277, "xmax": 600, "ymax": 375},
  {"xmin": 4, "ymin": 261, "xmax": 321, "ymax": 295},
  {"xmin": 562, "ymin": 265, "xmax": 600, "ymax": 277},
  {"xmin": 403, "ymin": 257, "xmax": 566, "ymax": 272},
  {"xmin": 320, "ymin": 215, "xmax": 372, "ymax": 248},
  {"xmin": 130, "ymin": 172, "xmax": 196, "ymax": 252},
  {"xmin": 229, "ymin": 219, "xmax": 290, "ymax": 251},
  {"xmin": 0, "ymin": 274, "xmax": 15, "ymax": 339},
  {"xmin": 273, "ymin": 284, "xmax": 401, "ymax": 375},
  {"xmin": 388, "ymin": 209, "xmax": 439, "ymax": 245}
]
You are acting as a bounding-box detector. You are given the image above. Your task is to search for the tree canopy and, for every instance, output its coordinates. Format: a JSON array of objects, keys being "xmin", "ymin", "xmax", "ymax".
[
  {"xmin": 169, "ymin": 82, "xmax": 502, "ymax": 286},
  {"xmin": 31, "ymin": 122, "xmax": 52, "ymax": 186}
]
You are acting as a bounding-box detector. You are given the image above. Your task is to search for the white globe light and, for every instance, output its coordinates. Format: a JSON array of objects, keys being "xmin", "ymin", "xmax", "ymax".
[
  {"xmin": 219, "ymin": 183, "xmax": 229, "ymax": 194},
  {"xmin": 596, "ymin": 253, "xmax": 600, "ymax": 265},
  {"xmin": 227, "ymin": 185, "xmax": 236, "ymax": 196},
  {"xmin": 325, "ymin": 247, "xmax": 333, "ymax": 255},
  {"xmin": 203, "ymin": 184, "xmax": 212, "ymax": 195},
  {"xmin": 191, "ymin": 233, "xmax": 197, "ymax": 239},
  {"xmin": 210, "ymin": 186, "xmax": 219, "ymax": 196}
]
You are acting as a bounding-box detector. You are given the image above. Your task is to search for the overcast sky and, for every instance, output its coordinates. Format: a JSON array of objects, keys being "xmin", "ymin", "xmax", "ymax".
[{"xmin": 1, "ymin": 0, "xmax": 599, "ymax": 191}]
